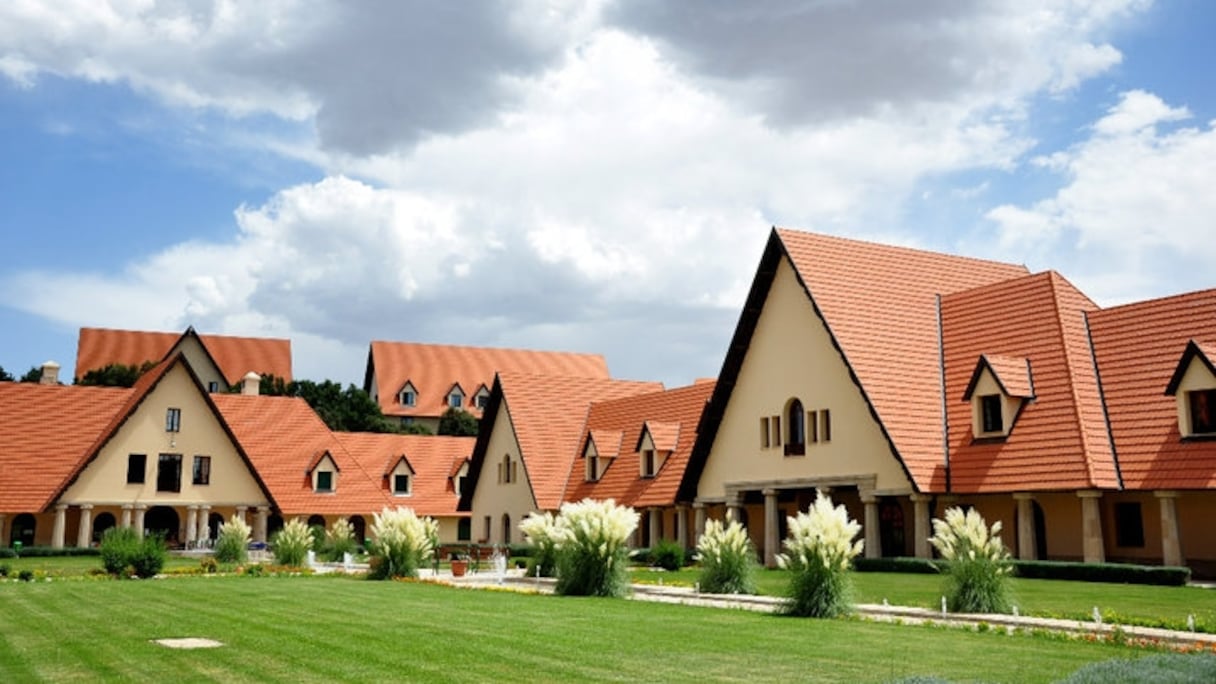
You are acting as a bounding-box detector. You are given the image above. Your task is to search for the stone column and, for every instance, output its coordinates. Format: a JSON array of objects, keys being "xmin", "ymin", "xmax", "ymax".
[
  {"xmin": 121, "ymin": 504, "xmax": 133, "ymax": 529},
  {"xmin": 185, "ymin": 506, "xmax": 199, "ymax": 547},
  {"xmin": 861, "ymin": 492, "xmax": 881, "ymax": 559},
  {"xmin": 763, "ymin": 488, "xmax": 779, "ymax": 569},
  {"xmin": 133, "ymin": 505, "xmax": 148, "ymax": 540},
  {"xmin": 255, "ymin": 506, "xmax": 270, "ymax": 544},
  {"xmin": 648, "ymin": 508, "xmax": 662, "ymax": 545},
  {"xmin": 197, "ymin": 505, "xmax": 211, "ymax": 543},
  {"xmin": 1078, "ymin": 490, "xmax": 1105, "ymax": 563},
  {"xmin": 1014, "ymin": 493, "xmax": 1038, "ymax": 560},
  {"xmin": 693, "ymin": 502, "xmax": 707, "ymax": 541},
  {"xmin": 0, "ymin": 513, "xmax": 8, "ymax": 546},
  {"xmin": 76, "ymin": 505, "xmax": 94, "ymax": 548},
  {"xmin": 674, "ymin": 505, "xmax": 688, "ymax": 548},
  {"xmin": 52, "ymin": 504, "xmax": 68, "ymax": 549},
  {"xmin": 725, "ymin": 492, "xmax": 742, "ymax": 525},
  {"xmin": 909, "ymin": 493, "xmax": 932, "ymax": 559},
  {"xmin": 235, "ymin": 506, "xmax": 248, "ymax": 525},
  {"xmin": 1156, "ymin": 491, "xmax": 1184, "ymax": 567}
]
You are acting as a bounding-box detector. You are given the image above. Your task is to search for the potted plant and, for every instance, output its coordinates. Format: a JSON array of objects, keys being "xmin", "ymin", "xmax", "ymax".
[{"xmin": 450, "ymin": 551, "xmax": 469, "ymax": 577}]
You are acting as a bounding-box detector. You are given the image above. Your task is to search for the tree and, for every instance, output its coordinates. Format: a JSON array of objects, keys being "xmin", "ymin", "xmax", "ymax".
[
  {"xmin": 255, "ymin": 374, "xmax": 406, "ymax": 434},
  {"xmin": 437, "ymin": 407, "xmax": 480, "ymax": 436},
  {"xmin": 0, "ymin": 366, "xmax": 13, "ymax": 382},
  {"xmin": 19, "ymin": 366, "xmax": 42, "ymax": 383},
  {"xmin": 77, "ymin": 360, "xmax": 157, "ymax": 387}
]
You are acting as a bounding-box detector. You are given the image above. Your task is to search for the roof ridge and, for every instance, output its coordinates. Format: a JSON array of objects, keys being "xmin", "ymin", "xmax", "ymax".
[
  {"xmin": 371, "ymin": 339, "xmax": 606, "ymax": 358},
  {"xmin": 775, "ymin": 227, "xmax": 1027, "ymax": 274}
]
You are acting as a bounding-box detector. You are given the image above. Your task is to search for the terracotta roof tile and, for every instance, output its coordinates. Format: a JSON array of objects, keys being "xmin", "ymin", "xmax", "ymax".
[
  {"xmin": 588, "ymin": 430, "xmax": 624, "ymax": 459},
  {"xmin": 1088, "ymin": 288, "xmax": 1216, "ymax": 490},
  {"xmin": 777, "ymin": 229, "xmax": 1029, "ymax": 491},
  {"xmin": 942, "ymin": 271, "xmax": 1118, "ymax": 493},
  {"xmin": 332, "ymin": 432, "xmax": 476, "ymax": 517},
  {"xmin": 366, "ymin": 341, "xmax": 610, "ymax": 419},
  {"xmin": 76, "ymin": 327, "xmax": 292, "ymax": 386},
  {"xmin": 964, "ymin": 355, "xmax": 1035, "ymax": 399},
  {"xmin": 564, "ymin": 382, "xmax": 715, "ymax": 509},
  {"xmin": 496, "ymin": 372, "xmax": 663, "ymax": 510},
  {"xmin": 0, "ymin": 383, "xmax": 130, "ymax": 512}
]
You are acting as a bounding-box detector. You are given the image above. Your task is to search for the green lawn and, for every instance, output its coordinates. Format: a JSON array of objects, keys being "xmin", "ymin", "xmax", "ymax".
[
  {"xmin": 631, "ymin": 568, "xmax": 1216, "ymax": 631},
  {"xmin": 0, "ymin": 576, "xmax": 1153, "ymax": 683},
  {"xmin": 1, "ymin": 554, "xmax": 199, "ymax": 578}
]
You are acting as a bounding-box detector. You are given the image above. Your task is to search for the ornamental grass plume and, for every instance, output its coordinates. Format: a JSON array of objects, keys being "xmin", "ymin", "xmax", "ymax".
[
  {"xmin": 695, "ymin": 518, "xmax": 757, "ymax": 595},
  {"xmin": 519, "ymin": 511, "xmax": 560, "ymax": 577},
  {"xmin": 552, "ymin": 498, "xmax": 638, "ymax": 597},
  {"xmin": 272, "ymin": 518, "xmax": 313, "ymax": 567},
  {"xmin": 322, "ymin": 517, "xmax": 358, "ymax": 562},
  {"xmin": 214, "ymin": 515, "xmax": 252, "ymax": 564},
  {"xmin": 368, "ymin": 507, "xmax": 438, "ymax": 580},
  {"xmin": 777, "ymin": 490, "xmax": 864, "ymax": 618},
  {"xmin": 929, "ymin": 506, "xmax": 1012, "ymax": 614}
]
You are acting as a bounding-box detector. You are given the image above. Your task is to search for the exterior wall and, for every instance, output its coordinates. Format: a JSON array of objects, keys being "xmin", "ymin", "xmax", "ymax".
[
  {"xmin": 468, "ymin": 401, "xmax": 537, "ymax": 545},
  {"xmin": 1178, "ymin": 492, "xmax": 1216, "ymax": 576},
  {"xmin": 1102, "ymin": 491, "xmax": 1162, "ymax": 563},
  {"xmin": 169, "ymin": 335, "xmax": 227, "ymax": 390},
  {"xmin": 697, "ymin": 256, "xmax": 914, "ymax": 500},
  {"xmin": 1174, "ymin": 360, "xmax": 1216, "ymax": 435},
  {"xmin": 60, "ymin": 363, "xmax": 269, "ymax": 512},
  {"xmin": 969, "ymin": 371, "xmax": 1022, "ymax": 438}
]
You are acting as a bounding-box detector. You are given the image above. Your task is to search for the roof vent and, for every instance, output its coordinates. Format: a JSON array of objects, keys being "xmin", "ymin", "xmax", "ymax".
[
  {"xmin": 241, "ymin": 371, "xmax": 261, "ymax": 396},
  {"xmin": 40, "ymin": 360, "xmax": 60, "ymax": 385}
]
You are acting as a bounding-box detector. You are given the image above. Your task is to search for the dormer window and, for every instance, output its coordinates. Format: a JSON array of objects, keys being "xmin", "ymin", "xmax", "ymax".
[
  {"xmin": 474, "ymin": 386, "xmax": 490, "ymax": 410},
  {"xmin": 393, "ymin": 473, "xmax": 411, "ymax": 495},
  {"xmin": 584, "ymin": 430, "xmax": 620, "ymax": 483},
  {"xmin": 452, "ymin": 459, "xmax": 470, "ymax": 495},
  {"xmin": 1165, "ymin": 340, "xmax": 1216, "ymax": 439},
  {"xmin": 386, "ymin": 455, "xmax": 415, "ymax": 496},
  {"xmin": 398, "ymin": 382, "xmax": 417, "ymax": 407},
  {"xmin": 448, "ymin": 385, "xmax": 465, "ymax": 409},
  {"xmin": 310, "ymin": 452, "xmax": 339, "ymax": 493},
  {"xmin": 641, "ymin": 449, "xmax": 656, "ymax": 478},
  {"xmin": 963, "ymin": 355, "xmax": 1034, "ymax": 440},
  {"xmin": 316, "ymin": 471, "xmax": 334, "ymax": 492},
  {"xmin": 636, "ymin": 422, "xmax": 676, "ymax": 478}
]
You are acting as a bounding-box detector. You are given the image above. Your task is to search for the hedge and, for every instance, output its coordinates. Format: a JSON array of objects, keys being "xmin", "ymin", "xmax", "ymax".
[
  {"xmin": 853, "ymin": 557, "xmax": 940, "ymax": 574},
  {"xmin": 0, "ymin": 548, "xmax": 16, "ymax": 559},
  {"xmin": 851, "ymin": 556, "xmax": 1190, "ymax": 586},
  {"xmin": 5, "ymin": 546, "xmax": 101, "ymax": 558}
]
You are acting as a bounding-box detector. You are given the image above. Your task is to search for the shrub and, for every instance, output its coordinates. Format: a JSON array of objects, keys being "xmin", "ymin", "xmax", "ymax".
[
  {"xmin": 519, "ymin": 512, "xmax": 560, "ymax": 578},
  {"xmin": 853, "ymin": 557, "xmax": 940, "ymax": 574},
  {"xmin": 322, "ymin": 517, "xmax": 358, "ymax": 562},
  {"xmin": 99, "ymin": 526, "xmax": 142, "ymax": 575},
  {"xmin": 17, "ymin": 569, "xmax": 34, "ymax": 582},
  {"xmin": 651, "ymin": 539, "xmax": 685, "ymax": 571},
  {"xmin": 309, "ymin": 524, "xmax": 326, "ymax": 552},
  {"xmin": 367, "ymin": 507, "xmax": 438, "ymax": 580},
  {"xmin": 506, "ymin": 543, "xmax": 534, "ymax": 558},
  {"xmin": 0, "ymin": 548, "xmax": 16, "ymax": 559},
  {"xmin": 11, "ymin": 546, "xmax": 100, "ymax": 557},
  {"xmin": 930, "ymin": 506, "xmax": 1012, "ymax": 614},
  {"xmin": 0, "ymin": 563, "xmax": 9, "ymax": 577},
  {"xmin": 213, "ymin": 515, "xmax": 251, "ymax": 564},
  {"xmin": 696, "ymin": 519, "xmax": 757, "ymax": 595},
  {"xmin": 272, "ymin": 519, "xmax": 313, "ymax": 567},
  {"xmin": 552, "ymin": 498, "xmax": 638, "ymax": 597},
  {"xmin": 778, "ymin": 490, "xmax": 865, "ymax": 618},
  {"xmin": 199, "ymin": 557, "xmax": 219, "ymax": 574},
  {"xmin": 130, "ymin": 534, "xmax": 167, "ymax": 578},
  {"xmin": 1060, "ymin": 652, "xmax": 1216, "ymax": 683},
  {"xmin": 1011, "ymin": 559, "xmax": 1190, "ymax": 586}
]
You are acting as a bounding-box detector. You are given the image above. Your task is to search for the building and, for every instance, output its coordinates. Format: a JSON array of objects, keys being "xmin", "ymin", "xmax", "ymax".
[{"xmin": 363, "ymin": 341, "xmax": 610, "ymax": 433}]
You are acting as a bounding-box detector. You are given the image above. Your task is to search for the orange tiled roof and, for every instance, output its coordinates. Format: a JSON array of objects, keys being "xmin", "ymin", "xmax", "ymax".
[
  {"xmin": 366, "ymin": 341, "xmax": 610, "ymax": 419},
  {"xmin": 588, "ymin": 429, "xmax": 624, "ymax": 459},
  {"xmin": 942, "ymin": 272, "xmax": 1118, "ymax": 493},
  {"xmin": 0, "ymin": 382, "xmax": 130, "ymax": 512},
  {"xmin": 964, "ymin": 355, "xmax": 1035, "ymax": 400},
  {"xmin": 76, "ymin": 327, "xmax": 292, "ymax": 386},
  {"xmin": 484, "ymin": 372, "xmax": 663, "ymax": 510},
  {"xmin": 211, "ymin": 394, "xmax": 391, "ymax": 515},
  {"xmin": 565, "ymin": 382, "xmax": 715, "ymax": 509},
  {"xmin": 1088, "ymin": 288, "xmax": 1216, "ymax": 490},
  {"xmin": 333, "ymin": 432, "xmax": 476, "ymax": 517},
  {"xmin": 776, "ymin": 229, "xmax": 1030, "ymax": 491}
]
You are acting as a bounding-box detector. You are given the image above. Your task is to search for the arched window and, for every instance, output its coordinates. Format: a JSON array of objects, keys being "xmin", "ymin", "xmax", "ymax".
[
  {"xmin": 785, "ymin": 399, "xmax": 805, "ymax": 456},
  {"xmin": 11, "ymin": 513, "xmax": 35, "ymax": 547},
  {"xmin": 307, "ymin": 514, "xmax": 326, "ymax": 529},
  {"xmin": 350, "ymin": 515, "xmax": 367, "ymax": 544},
  {"xmin": 92, "ymin": 512, "xmax": 117, "ymax": 543},
  {"xmin": 501, "ymin": 513, "xmax": 511, "ymax": 545}
]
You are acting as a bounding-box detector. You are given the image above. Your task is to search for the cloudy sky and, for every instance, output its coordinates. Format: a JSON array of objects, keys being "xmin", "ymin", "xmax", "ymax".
[{"xmin": 2, "ymin": 0, "xmax": 1214, "ymax": 387}]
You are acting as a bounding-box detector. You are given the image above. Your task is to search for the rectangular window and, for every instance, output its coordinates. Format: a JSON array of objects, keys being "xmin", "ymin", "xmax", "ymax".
[
  {"xmin": 980, "ymin": 395, "xmax": 1003, "ymax": 433},
  {"xmin": 402, "ymin": 391, "xmax": 416, "ymax": 406},
  {"xmin": 157, "ymin": 453, "xmax": 182, "ymax": 493},
  {"xmin": 586, "ymin": 455, "xmax": 599, "ymax": 481},
  {"xmin": 448, "ymin": 393, "xmax": 462, "ymax": 408},
  {"xmin": 510, "ymin": 461, "xmax": 517, "ymax": 483},
  {"xmin": 808, "ymin": 410, "xmax": 819, "ymax": 443},
  {"xmin": 476, "ymin": 394, "xmax": 489, "ymax": 409},
  {"xmin": 821, "ymin": 409, "xmax": 832, "ymax": 442},
  {"xmin": 642, "ymin": 450, "xmax": 655, "ymax": 477},
  {"xmin": 771, "ymin": 415, "xmax": 782, "ymax": 447},
  {"xmin": 192, "ymin": 455, "xmax": 211, "ymax": 485},
  {"xmin": 127, "ymin": 454, "xmax": 146, "ymax": 484},
  {"xmin": 1189, "ymin": 389, "xmax": 1216, "ymax": 434},
  {"xmin": 483, "ymin": 515, "xmax": 492, "ymax": 542},
  {"xmin": 1114, "ymin": 502, "xmax": 1145, "ymax": 548},
  {"xmin": 207, "ymin": 381, "xmax": 219, "ymax": 393},
  {"xmin": 165, "ymin": 407, "xmax": 181, "ymax": 432},
  {"xmin": 393, "ymin": 473, "xmax": 410, "ymax": 495},
  {"xmin": 457, "ymin": 518, "xmax": 472, "ymax": 542},
  {"xmin": 316, "ymin": 470, "xmax": 334, "ymax": 492},
  {"xmin": 456, "ymin": 475, "xmax": 467, "ymax": 496},
  {"xmin": 760, "ymin": 417, "xmax": 771, "ymax": 448}
]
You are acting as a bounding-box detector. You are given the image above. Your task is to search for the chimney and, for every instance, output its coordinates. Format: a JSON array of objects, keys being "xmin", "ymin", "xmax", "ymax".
[
  {"xmin": 40, "ymin": 361, "xmax": 60, "ymax": 385},
  {"xmin": 241, "ymin": 372, "xmax": 261, "ymax": 396}
]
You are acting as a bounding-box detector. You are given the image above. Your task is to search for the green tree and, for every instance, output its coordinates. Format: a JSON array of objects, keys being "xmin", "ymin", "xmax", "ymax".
[
  {"xmin": 0, "ymin": 366, "xmax": 13, "ymax": 382},
  {"xmin": 438, "ymin": 407, "xmax": 479, "ymax": 436},
  {"xmin": 256, "ymin": 374, "xmax": 405, "ymax": 434},
  {"xmin": 77, "ymin": 360, "xmax": 157, "ymax": 387},
  {"xmin": 19, "ymin": 366, "xmax": 42, "ymax": 383}
]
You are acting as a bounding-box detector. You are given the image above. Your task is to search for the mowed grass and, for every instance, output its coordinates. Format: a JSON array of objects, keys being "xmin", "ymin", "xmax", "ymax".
[
  {"xmin": 0, "ymin": 576, "xmax": 1146, "ymax": 684},
  {"xmin": 631, "ymin": 568, "xmax": 1216, "ymax": 629},
  {"xmin": 1, "ymin": 555, "xmax": 199, "ymax": 577}
]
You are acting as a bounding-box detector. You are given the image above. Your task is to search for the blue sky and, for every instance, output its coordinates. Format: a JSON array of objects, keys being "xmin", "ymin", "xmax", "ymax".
[{"xmin": 2, "ymin": 1, "xmax": 1214, "ymax": 387}]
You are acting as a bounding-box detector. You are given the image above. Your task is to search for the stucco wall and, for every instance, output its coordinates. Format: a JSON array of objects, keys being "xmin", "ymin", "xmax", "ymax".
[{"xmin": 468, "ymin": 400, "xmax": 538, "ymax": 545}]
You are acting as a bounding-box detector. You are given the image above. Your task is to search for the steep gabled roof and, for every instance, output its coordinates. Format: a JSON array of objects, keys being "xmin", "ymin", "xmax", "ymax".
[
  {"xmin": 942, "ymin": 271, "xmax": 1118, "ymax": 493},
  {"xmin": 963, "ymin": 355, "xmax": 1035, "ymax": 400},
  {"xmin": 587, "ymin": 430, "xmax": 624, "ymax": 459},
  {"xmin": 566, "ymin": 382, "xmax": 715, "ymax": 509},
  {"xmin": 333, "ymin": 433, "xmax": 476, "ymax": 517},
  {"xmin": 685, "ymin": 228, "xmax": 1028, "ymax": 497},
  {"xmin": 1088, "ymin": 288, "xmax": 1216, "ymax": 490},
  {"xmin": 459, "ymin": 372, "xmax": 662, "ymax": 511},
  {"xmin": 364, "ymin": 341, "xmax": 610, "ymax": 419},
  {"xmin": 76, "ymin": 326, "xmax": 292, "ymax": 386},
  {"xmin": 1165, "ymin": 340, "xmax": 1216, "ymax": 396},
  {"xmin": 0, "ymin": 382, "xmax": 130, "ymax": 512},
  {"xmin": 211, "ymin": 394, "xmax": 390, "ymax": 515}
]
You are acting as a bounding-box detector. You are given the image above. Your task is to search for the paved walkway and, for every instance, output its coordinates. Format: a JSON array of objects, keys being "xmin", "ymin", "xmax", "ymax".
[{"xmin": 443, "ymin": 570, "xmax": 1216, "ymax": 649}]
